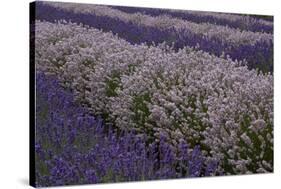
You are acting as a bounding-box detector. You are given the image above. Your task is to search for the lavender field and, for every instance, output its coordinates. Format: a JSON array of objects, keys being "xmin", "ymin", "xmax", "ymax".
[{"xmin": 32, "ymin": 1, "xmax": 273, "ymax": 187}]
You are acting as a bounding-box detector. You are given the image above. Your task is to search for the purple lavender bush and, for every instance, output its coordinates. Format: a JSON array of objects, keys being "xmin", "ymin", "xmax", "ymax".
[{"xmin": 35, "ymin": 72, "xmax": 217, "ymax": 187}]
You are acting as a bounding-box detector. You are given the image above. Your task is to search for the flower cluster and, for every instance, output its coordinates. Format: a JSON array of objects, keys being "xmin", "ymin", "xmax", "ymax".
[
  {"xmin": 34, "ymin": 20, "xmax": 273, "ymax": 176},
  {"xmin": 35, "ymin": 2, "xmax": 273, "ymax": 72},
  {"xmin": 35, "ymin": 72, "xmax": 217, "ymax": 187}
]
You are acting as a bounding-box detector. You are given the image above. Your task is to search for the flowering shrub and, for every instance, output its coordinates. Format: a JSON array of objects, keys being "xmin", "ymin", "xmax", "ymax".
[
  {"xmin": 35, "ymin": 2, "xmax": 273, "ymax": 72},
  {"xmin": 109, "ymin": 47, "xmax": 273, "ymax": 174},
  {"xmin": 35, "ymin": 72, "xmax": 217, "ymax": 187},
  {"xmin": 35, "ymin": 20, "xmax": 273, "ymax": 175}
]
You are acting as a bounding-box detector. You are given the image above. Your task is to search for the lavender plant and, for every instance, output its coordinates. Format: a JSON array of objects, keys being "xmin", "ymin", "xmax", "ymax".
[
  {"xmin": 109, "ymin": 47, "xmax": 273, "ymax": 174},
  {"xmin": 35, "ymin": 72, "xmax": 217, "ymax": 187}
]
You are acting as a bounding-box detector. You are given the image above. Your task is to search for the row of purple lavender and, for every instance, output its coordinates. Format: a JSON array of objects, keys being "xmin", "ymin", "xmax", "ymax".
[{"xmin": 35, "ymin": 72, "xmax": 217, "ymax": 187}]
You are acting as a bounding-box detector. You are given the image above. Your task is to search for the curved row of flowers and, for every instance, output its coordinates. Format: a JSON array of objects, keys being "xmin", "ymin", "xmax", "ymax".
[
  {"xmin": 41, "ymin": 1, "xmax": 272, "ymax": 45},
  {"xmin": 35, "ymin": 72, "xmax": 217, "ymax": 187},
  {"xmin": 35, "ymin": 2, "xmax": 273, "ymax": 73},
  {"xmin": 109, "ymin": 5, "xmax": 273, "ymax": 33},
  {"xmin": 35, "ymin": 21, "xmax": 273, "ymax": 175}
]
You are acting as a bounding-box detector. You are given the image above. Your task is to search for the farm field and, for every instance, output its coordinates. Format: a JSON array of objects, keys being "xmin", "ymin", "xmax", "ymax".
[{"xmin": 31, "ymin": 1, "xmax": 273, "ymax": 187}]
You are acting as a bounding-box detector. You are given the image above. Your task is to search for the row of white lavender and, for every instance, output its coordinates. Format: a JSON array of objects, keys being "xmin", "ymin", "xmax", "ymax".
[
  {"xmin": 42, "ymin": 1, "xmax": 272, "ymax": 46},
  {"xmin": 35, "ymin": 21, "xmax": 273, "ymax": 175}
]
